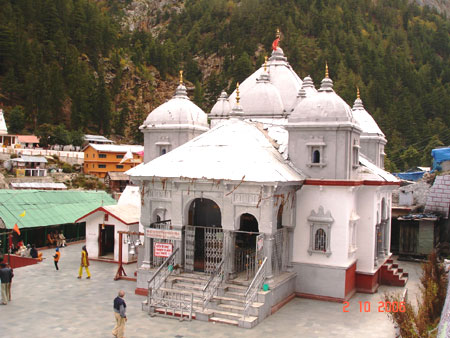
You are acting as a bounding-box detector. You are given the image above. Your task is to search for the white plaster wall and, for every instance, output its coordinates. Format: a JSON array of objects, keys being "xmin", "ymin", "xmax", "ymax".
[
  {"xmin": 143, "ymin": 128, "xmax": 206, "ymax": 164},
  {"xmin": 288, "ymin": 126, "xmax": 360, "ymax": 180},
  {"xmin": 293, "ymin": 185, "xmax": 355, "ymax": 267},
  {"xmin": 84, "ymin": 211, "xmax": 139, "ymax": 263},
  {"xmin": 355, "ymin": 186, "xmax": 393, "ymax": 273}
]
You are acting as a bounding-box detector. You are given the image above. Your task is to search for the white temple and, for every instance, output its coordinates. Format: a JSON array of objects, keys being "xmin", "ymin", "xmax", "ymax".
[{"xmin": 127, "ymin": 35, "xmax": 404, "ymax": 326}]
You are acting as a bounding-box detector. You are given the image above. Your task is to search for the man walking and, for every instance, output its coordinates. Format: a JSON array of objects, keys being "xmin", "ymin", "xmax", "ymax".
[
  {"xmin": 112, "ymin": 290, "xmax": 127, "ymax": 338},
  {"xmin": 0, "ymin": 263, "xmax": 13, "ymax": 305}
]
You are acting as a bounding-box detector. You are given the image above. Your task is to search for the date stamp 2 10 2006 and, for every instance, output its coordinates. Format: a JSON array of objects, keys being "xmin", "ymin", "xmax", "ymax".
[{"xmin": 343, "ymin": 301, "xmax": 406, "ymax": 313}]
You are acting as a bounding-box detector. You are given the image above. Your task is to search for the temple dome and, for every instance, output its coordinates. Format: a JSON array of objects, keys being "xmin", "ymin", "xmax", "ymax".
[
  {"xmin": 210, "ymin": 91, "xmax": 231, "ymax": 118},
  {"xmin": 290, "ymin": 76, "xmax": 355, "ymax": 123},
  {"xmin": 352, "ymin": 96, "xmax": 385, "ymax": 137},
  {"xmin": 217, "ymin": 47, "xmax": 302, "ymax": 117},
  {"xmin": 141, "ymin": 84, "xmax": 208, "ymax": 129},
  {"xmin": 239, "ymin": 72, "xmax": 284, "ymax": 117}
]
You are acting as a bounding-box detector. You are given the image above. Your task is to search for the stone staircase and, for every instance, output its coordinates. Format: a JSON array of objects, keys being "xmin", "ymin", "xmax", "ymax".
[
  {"xmin": 380, "ymin": 259, "xmax": 409, "ymax": 287},
  {"xmin": 142, "ymin": 272, "xmax": 270, "ymax": 328}
]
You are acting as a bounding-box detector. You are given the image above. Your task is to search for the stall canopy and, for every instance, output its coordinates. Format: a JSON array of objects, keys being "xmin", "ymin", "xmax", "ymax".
[{"xmin": 0, "ymin": 190, "xmax": 116, "ymax": 229}]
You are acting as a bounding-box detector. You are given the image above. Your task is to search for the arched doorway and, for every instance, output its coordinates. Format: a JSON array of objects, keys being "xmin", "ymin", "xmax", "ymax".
[
  {"xmin": 236, "ymin": 213, "xmax": 259, "ymax": 249},
  {"xmin": 185, "ymin": 198, "xmax": 222, "ymax": 273},
  {"xmin": 235, "ymin": 213, "xmax": 260, "ymax": 278}
]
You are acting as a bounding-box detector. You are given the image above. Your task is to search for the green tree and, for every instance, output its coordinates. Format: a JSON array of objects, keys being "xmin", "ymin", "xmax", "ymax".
[{"xmin": 7, "ymin": 106, "xmax": 25, "ymax": 134}]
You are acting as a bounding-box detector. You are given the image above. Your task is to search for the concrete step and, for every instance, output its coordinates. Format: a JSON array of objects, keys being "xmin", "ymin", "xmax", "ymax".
[
  {"xmin": 180, "ymin": 272, "xmax": 211, "ymax": 280},
  {"xmin": 402, "ymin": 272, "xmax": 409, "ymax": 278},
  {"xmin": 224, "ymin": 290, "xmax": 246, "ymax": 298},
  {"xmin": 223, "ymin": 283, "xmax": 248, "ymax": 293},
  {"xmin": 154, "ymin": 307, "xmax": 196, "ymax": 319},
  {"xmin": 159, "ymin": 287, "xmax": 204, "ymax": 299},
  {"xmin": 209, "ymin": 316, "xmax": 239, "ymax": 326},
  {"xmin": 216, "ymin": 303, "xmax": 245, "ymax": 314},
  {"xmin": 172, "ymin": 282, "xmax": 205, "ymax": 291},
  {"xmin": 168, "ymin": 275, "xmax": 208, "ymax": 285},
  {"xmin": 214, "ymin": 295, "xmax": 245, "ymax": 304}
]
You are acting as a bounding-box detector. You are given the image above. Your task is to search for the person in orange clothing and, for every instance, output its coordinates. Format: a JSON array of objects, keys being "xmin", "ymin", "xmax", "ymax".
[
  {"xmin": 77, "ymin": 246, "xmax": 91, "ymax": 279},
  {"xmin": 53, "ymin": 247, "xmax": 60, "ymax": 271}
]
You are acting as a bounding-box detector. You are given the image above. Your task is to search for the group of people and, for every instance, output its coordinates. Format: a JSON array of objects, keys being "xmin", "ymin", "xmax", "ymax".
[{"xmin": 47, "ymin": 230, "xmax": 66, "ymax": 247}]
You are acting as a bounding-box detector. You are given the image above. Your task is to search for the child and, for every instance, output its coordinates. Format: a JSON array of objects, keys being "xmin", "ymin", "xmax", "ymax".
[{"xmin": 53, "ymin": 247, "xmax": 60, "ymax": 271}]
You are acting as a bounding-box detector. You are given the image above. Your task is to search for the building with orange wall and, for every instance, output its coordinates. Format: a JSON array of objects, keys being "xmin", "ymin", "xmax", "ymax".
[{"xmin": 83, "ymin": 144, "xmax": 144, "ymax": 178}]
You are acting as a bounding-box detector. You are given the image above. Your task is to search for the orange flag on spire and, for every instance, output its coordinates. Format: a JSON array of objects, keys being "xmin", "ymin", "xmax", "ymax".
[
  {"xmin": 13, "ymin": 223, "xmax": 21, "ymax": 236},
  {"xmin": 272, "ymin": 38, "xmax": 280, "ymax": 51}
]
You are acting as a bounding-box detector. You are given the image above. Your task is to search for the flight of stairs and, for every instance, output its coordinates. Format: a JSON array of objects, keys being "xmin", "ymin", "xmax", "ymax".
[
  {"xmin": 380, "ymin": 259, "xmax": 409, "ymax": 287},
  {"xmin": 142, "ymin": 272, "xmax": 270, "ymax": 328}
]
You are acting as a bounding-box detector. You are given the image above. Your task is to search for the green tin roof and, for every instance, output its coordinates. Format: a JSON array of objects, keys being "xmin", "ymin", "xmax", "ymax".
[{"xmin": 0, "ymin": 190, "xmax": 116, "ymax": 230}]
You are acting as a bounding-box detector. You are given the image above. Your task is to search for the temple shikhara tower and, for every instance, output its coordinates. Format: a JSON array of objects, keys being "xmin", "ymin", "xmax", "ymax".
[{"xmin": 127, "ymin": 31, "xmax": 404, "ymax": 327}]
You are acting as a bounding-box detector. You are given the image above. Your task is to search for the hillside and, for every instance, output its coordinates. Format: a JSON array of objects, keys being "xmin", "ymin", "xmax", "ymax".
[{"xmin": 0, "ymin": 0, "xmax": 449, "ymax": 171}]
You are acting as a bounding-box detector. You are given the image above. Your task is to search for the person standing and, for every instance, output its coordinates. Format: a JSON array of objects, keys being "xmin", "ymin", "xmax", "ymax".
[
  {"xmin": 77, "ymin": 245, "xmax": 91, "ymax": 279},
  {"xmin": 0, "ymin": 263, "xmax": 13, "ymax": 305},
  {"xmin": 53, "ymin": 247, "xmax": 61, "ymax": 271},
  {"xmin": 112, "ymin": 290, "xmax": 127, "ymax": 338}
]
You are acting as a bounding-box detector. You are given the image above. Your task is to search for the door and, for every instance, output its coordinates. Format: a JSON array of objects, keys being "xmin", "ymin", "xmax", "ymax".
[{"xmin": 99, "ymin": 224, "xmax": 115, "ymax": 257}]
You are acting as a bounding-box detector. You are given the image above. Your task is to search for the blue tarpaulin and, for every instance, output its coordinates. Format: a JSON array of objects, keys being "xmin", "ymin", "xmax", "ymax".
[
  {"xmin": 394, "ymin": 171, "xmax": 426, "ymax": 181},
  {"xmin": 432, "ymin": 147, "xmax": 450, "ymax": 171}
]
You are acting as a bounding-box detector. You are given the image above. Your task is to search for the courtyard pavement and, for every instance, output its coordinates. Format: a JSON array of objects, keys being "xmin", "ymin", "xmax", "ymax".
[{"xmin": 0, "ymin": 242, "xmax": 422, "ymax": 338}]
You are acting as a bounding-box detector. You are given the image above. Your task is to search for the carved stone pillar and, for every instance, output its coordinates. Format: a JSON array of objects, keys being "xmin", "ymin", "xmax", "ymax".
[
  {"xmin": 141, "ymin": 224, "xmax": 151, "ymax": 269},
  {"xmin": 223, "ymin": 230, "xmax": 236, "ymax": 280},
  {"xmin": 264, "ymin": 234, "xmax": 275, "ymax": 280},
  {"xmin": 286, "ymin": 227, "xmax": 294, "ymax": 272}
]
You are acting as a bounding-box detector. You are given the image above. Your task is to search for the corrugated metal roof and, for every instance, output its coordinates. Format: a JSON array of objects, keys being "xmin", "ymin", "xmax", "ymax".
[
  {"xmin": 76, "ymin": 204, "xmax": 139, "ymax": 225},
  {"xmin": 84, "ymin": 144, "xmax": 144, "ymax": 153},
  {"xmin": 10, "ymin": 182, "xmax": 67, "ymax": 190},
  {"xmin": 107, "ymin": 172, "xmax": 130, "ymax": 181},
  {"xmin": 0, "ymin": 190, "xmax": 116, "ymax": 230},
  {"xmin": 17, "ymin": 135, "xmax": 40, "ymax": 143},
  {"xmin": 11, "ymin": 155, "xmax": 47, "ymax": 163},
  {"xmin": 84, "ymin": 135, "xmax": 114, "ymax": 143}
]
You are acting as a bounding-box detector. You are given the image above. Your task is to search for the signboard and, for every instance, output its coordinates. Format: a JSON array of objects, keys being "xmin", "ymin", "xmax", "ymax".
[
  {"xmin": 146, "ymin": 228, "xmax": 181, "ymax": 240},
  {"xmin": 154, "ymin": 242, "xmax": 173, "ymax": 257},
  {"xmin": 15, "ymin": 169, "xmax": 25, "ymax": 177}
]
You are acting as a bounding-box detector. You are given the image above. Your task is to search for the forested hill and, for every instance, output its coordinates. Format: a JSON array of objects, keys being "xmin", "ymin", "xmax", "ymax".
[{"xmin": 0, "ymin": 0, "xmax": 449, "ymax": 172}]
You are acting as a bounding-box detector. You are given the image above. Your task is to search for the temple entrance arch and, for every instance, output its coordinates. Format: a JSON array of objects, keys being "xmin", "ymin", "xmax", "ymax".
[
  {"xmin": 235, "ymin": 213, "xmax": 260, "ymax": 278},
  {"xmin": 185, "ymin": 198, "xmax": 223, "ymax": 273}
]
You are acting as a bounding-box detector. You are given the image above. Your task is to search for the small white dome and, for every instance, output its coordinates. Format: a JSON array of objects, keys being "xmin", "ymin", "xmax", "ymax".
[
  {"xmin": 352, "ymin": 97, "xmax": 385, "ymax": 137},
  {"xmin": 239, "ymin": 72, "xmax": 284, "ymax": 117},
  {"xmin": 210, "ymin": 91, "xmax": 231, "ymax": 117},
  {"xmin": 290, "ymin": 76, "xmax": 354, "ymax": 123},
  {"xmin": 219, "ymin": 47, "xmax": 302, "ymax": 117},
  {"xmin": 141, "ymin": 84, "xmax": 208, "ymax": 129}
]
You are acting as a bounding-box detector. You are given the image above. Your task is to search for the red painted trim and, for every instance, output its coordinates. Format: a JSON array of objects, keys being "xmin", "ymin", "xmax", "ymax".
[
  {"xmin": 345, "ymin": 262, "xmax": 357, "ymax": 297},
  {"xmin": 135, "ymin": 288, "xmax": 148, "ymax": 296},
  {"xmin": 89, "ymin": 258, "xmax": 137, "ymax": 265},
  {"xmin": 304, "ymin": 179, "xmax": 399, "ymax": 187},
  {"xmin": 271, "ymin": 293, "xmax": 295, "ymax": 314},
  {"xmin": 75, "ymin": 206, "xmax": 139, "ymax": 225},
  {"xmin": 296, "ymin": 292, "xmax": 345, "ymax": 303}
]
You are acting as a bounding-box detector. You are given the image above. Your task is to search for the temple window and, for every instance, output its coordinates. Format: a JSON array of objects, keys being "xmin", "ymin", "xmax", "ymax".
[
  {"xmin": 306, "ymin": 140, "xmax": 326, "ymax": 168},
  {"xmin": 308, "ymin": 206, "xmax": 333, "ymax": 256}
]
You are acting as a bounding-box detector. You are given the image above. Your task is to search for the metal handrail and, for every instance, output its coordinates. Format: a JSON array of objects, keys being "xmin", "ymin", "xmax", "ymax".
[
  {"xmin": 147, "ymin": 247, "xmax": 179, "ymax": 311},
  {"xmin": 202, "ymin": 259, "xmax": 225, "ymax": 310},
  {"xmin": 243, "ymin": 257, "xmax": 268, "ymax": 317},
  {"xmin": 203, "ymin": 259, "xmax": 225, "ymax": 292}
]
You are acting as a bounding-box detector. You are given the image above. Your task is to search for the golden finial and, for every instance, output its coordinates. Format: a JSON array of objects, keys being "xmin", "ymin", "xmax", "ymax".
[
  {"xmin": 276, "ymin": 28, "xmax": 281, "ymax": 39},
  {"xmin": 179, "ymin": 70, "xmax": 183, "ymax": 85},
  {"xmin": 236, "ymin": 82, "xmax": 240, "ymax": 104},
  {"xmin": 264, "ymin": 56, "xmax": 268, "ymax": 72},
  {"xmin": 325, "ymin": 62, "xmax": 329, "ymax": 78},
  {"xmin": 357, "ymin": 87, "xmax": 360, "ymax": 99}
]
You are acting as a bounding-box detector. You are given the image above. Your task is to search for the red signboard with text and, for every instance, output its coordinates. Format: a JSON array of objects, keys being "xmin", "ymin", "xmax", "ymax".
[{"xmin": 154, "ymin": 242, "xmax": 173, "ymax": 258}]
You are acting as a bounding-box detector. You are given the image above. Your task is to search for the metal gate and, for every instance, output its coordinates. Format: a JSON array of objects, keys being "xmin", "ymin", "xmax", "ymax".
[{"xmin": 184, "ymin": 225, "xmax": 223, "ymax": 274}]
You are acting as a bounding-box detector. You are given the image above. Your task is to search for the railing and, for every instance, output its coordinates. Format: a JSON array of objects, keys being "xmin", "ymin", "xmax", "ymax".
[
  {"xmin": 243, "ymin": 257, "xmax": 268, "ymax": 318},
  {"xmin": 147, "ymin": 247, "xmax": 179, "ymax": 313},
  {"xmin": 235, "ymin": 247, "xmax": 256, "ymax": 280},
  {"xmin": 148, "ymin": 288, "xmax": 194, "ymax": 321},
  {"xmin": 202, "ymin": 259, "xmax": 225, "ymax": 310}
]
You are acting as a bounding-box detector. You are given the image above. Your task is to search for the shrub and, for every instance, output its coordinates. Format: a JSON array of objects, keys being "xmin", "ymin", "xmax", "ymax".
[
  {"xmin": 61, "ymin": 163, "xmax": 73, "ymax": 173},
  {"xmin": 384, "ymin": 251, "xmax": 447, "ymax": 337}
]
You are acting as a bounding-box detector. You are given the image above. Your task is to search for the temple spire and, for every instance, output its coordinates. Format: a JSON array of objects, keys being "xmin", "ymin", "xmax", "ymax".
[
  {"xmin": 325, "ymin": 62, "xmax": 329, "ymax": 78},
  {"xmin": 357, "ymin": 87, "xmax": 360, "ymax": 99},
  {"xmin": 236, "ymin": 82, "xmax": 240, "ymax": 104},
  {"xmin": 179, "ymin": 70, "xmax": 183, "ymax": 85}
]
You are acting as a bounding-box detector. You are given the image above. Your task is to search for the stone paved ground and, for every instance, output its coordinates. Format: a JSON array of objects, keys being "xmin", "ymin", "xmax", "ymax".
[{"xmin": 0, "ymin": 242, "xmax": 422, "ymax": 338}]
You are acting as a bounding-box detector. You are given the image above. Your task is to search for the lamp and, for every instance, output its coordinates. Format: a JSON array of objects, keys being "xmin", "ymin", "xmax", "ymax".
[
  {"xmin": 135, "ymin": 238, "xmax": 141, "ymax": 246},
  {"xmin": 123, "ymin": 234, "xmax": 128, "ymax": 244}
]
